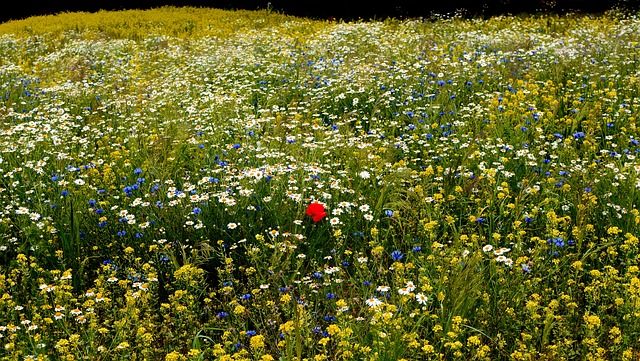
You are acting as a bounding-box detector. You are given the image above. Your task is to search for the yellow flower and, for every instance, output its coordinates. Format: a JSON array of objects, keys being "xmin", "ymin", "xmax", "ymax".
[
  {"xmin": 250, "ymin": 334, "xmax": 265, "ymax": 349},
  {"xmin": 165, "ymin": 351, "xmax": 186, "ymax": 361},
  {"xmin": 327, "ymin": 324, "xmax": 341, "ymax": 336},
  {"xmin": 583, "ymin": 314, "xmax": 601, "ymax": 329},
  {"xmin": 318, "ymin": 337, "xmax": 330, "ymax": 346},
  {"xmin": 279, "ymin": 321, "xmax": 295, "ymax": 333}
]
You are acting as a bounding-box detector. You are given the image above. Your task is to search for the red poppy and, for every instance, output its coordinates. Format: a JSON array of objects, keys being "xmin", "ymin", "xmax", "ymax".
[{"xmin": 306, "ymin": 202, "xmax": 327, "ymax": 222}]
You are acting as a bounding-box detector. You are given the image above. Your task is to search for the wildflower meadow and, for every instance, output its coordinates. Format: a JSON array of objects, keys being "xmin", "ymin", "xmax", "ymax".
[{"xmin": 1, "ymin": 6, "xmax": 640, "ymax": 360}]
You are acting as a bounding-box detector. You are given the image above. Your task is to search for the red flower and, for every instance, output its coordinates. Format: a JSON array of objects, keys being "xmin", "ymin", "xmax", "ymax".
[{"xmin": 306, "ymin": 202, "xmax": 327, "ymax": 222}]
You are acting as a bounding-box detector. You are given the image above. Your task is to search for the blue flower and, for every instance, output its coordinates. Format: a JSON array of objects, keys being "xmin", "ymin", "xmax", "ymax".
[{"xmin": 391, "ymin": 250, "xmax": 403, "ymax": 261}]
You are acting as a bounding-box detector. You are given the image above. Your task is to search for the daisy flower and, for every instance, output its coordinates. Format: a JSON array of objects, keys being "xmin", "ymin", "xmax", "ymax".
[
  {"xmin": 365, "ymin": 297, "xmax": 383, "ymax": 308},
  {"xmin": 416, "ymin": 293, "xmax": 428, "ymax": 305}
]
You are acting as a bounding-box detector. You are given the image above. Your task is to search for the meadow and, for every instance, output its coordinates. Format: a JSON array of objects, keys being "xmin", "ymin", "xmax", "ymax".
[{"xmin": 0, "ymin": 6, "xmax": 640, "ymax": 360}]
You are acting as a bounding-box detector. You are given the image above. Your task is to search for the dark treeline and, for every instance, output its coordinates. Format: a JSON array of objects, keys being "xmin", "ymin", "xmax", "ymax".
[{"xmin": 2, "ymin": 0, "xmax": 640, "ymax": 24}]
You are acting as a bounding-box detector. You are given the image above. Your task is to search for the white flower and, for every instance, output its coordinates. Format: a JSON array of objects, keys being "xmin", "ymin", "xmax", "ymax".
[
  {"xmin": 398, "ymin": 287, "xmax": 410, "ymax": 295},
  {"xmin": 74, "ymin": 179, "xmax": 85, "ymax": 186},
  {"xmin": 359, "ymin": 170, "xmax": 371, "ymax": 179},
  {"xmin": 227, "ymin": 223, "xmax": 238, "ymax": 229},
  {"xmin": 15, "ymin": 207, "xmax": 29, "ymax": 215},
  {"xmin": 365, "ymin": 297, "xmax": 382, "ymax": 308},
  {"xmin": 416, "ymin": 293, "xmax": 428, "ymax": 305},
  {"xmin": 405, "ymin": 281, "xmax": 416, "ymax": 292},
  {"xmin": 482, "ymin": 245, "xmax": 493, "ymax": 252}
]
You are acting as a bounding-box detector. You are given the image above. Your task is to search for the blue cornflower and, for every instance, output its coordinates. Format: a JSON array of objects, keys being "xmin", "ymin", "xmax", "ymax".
[
  {"xmin": 193, "ymin": 207, "xmax": 202, "ymax": 215},
  {"xmin": 241, "ymin": 294, "xmax": 251, "ymax": 301},
  {"xmin": 573, "ymin": 131, "xmax": 586, "ymax": 139},
  {"xmin": 326, "ymin": 293, "xmax": 335, "ymax": 299},
  {"xmin": 391, "ymin": 250, "xmax": 403, "ymax": 261},
  {"xmin": 133, "ymin": 168, "xmax": 142, "ymax": 175}
]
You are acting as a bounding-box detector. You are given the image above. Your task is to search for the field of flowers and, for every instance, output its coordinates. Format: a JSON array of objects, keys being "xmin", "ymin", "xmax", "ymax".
[{"xmin": 1, "ymin": 6, "xmax": 640, "ymax": 360}]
